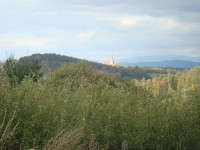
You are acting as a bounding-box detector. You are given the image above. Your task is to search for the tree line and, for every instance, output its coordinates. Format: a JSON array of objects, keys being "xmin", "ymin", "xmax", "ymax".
[{"xmin": 20, "ymin": 53, "xmax": 186, "ymax": 80}]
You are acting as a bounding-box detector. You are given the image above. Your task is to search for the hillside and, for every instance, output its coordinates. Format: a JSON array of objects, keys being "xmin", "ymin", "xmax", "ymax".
[
  {"xmin": 119, "ymin": 60, "xmax": 200, "ymax": 68},
  {"xmin": 1, "ymin": 61, "xmax": 200, "ymax": 149},
  {"xmin": 19, "ymin": 53, "xmax": 173, "ymax": 79}
]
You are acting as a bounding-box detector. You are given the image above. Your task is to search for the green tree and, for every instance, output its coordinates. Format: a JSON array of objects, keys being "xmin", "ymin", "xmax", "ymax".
[
  {"xmin": 3, "ymin": 56, "xmax": 43, "ymax": 84},
  {"xmin": 3, "ymin": 56, "xmax": 18, "ymax": 86}
]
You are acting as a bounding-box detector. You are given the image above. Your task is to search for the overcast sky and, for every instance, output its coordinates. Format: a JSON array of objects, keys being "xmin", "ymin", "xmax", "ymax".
[{"xmin": 0, "ymin": 0, "xmax": 200, "ymax": 62}]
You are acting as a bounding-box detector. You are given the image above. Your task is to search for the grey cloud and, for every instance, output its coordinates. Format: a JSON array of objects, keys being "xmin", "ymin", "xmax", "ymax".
[
  {"xmin": 53, "ymin": 0, "xmax": 200, "ymax": 23},
  {"xmin": 1, "ymin": 0, "xmax": 200, "ymax": 23}
]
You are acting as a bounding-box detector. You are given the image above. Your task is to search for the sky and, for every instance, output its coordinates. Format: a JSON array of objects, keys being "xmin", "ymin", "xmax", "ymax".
[{"xmin": 0, "ymin": 0, "xmax": 200, "ymax": 62}]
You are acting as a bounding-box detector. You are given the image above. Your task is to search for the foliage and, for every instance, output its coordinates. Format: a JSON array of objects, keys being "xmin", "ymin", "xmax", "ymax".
[
  {"xmin": 0, "ymin": 62, "xmax": 200, "ymax": 149},
  {"xmin": 22, "ymin": 53, "xmax": 181, "ymax": 79},
  {"xmin": 3, "ymin": 56, "xmax": 43, "ymax": 85}
]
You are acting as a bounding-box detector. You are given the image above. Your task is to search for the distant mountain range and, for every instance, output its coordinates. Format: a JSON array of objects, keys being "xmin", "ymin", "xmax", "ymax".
[
  {"xmin": 118, "ymin": 60, "xmax": 200, "ymax": 68},
  {"xmin": 117, "ymin": 55, "xmax": 200, "ymax": 68},
  {"xmin": 117, "ymin": 55, "xmax": 200, "ymax": 63}
]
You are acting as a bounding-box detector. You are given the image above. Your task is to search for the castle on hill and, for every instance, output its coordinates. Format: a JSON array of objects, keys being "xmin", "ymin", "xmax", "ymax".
[{"xmin": 102, "ymin": 56, "xmax": 116, "ymax": 66}]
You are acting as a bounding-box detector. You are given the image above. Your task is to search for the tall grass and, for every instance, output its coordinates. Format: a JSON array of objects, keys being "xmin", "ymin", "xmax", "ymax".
[{"xmin": 0, "ymin": 110, "xmax": 19, "ymax": 150}]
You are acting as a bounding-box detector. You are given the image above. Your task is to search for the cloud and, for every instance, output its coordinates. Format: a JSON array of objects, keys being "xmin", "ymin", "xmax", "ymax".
[
  {"xmin": 168, "ymin": 48, "xmax": 200, "ymax": 56},
  {"xmin": 161, "ymin": 19, "xmax": 179, "ymax": 29},
  {"xmin": 158, "ymin": 18, "xmax": 200, "ymax": 33},
  {"xmin": 0, "ymin": 0, "xmax": 200, "ymax": 61},
  {"xmin": 119, "ymin": 17, "xmax": 138, "ymax": 28},
  {"xmin": 0, "ymin": 36, "xmax": 59, "ymax": 49},
  {"xmin": 77, "ymin": 31, "xmax": 95, "ymax": 41}
]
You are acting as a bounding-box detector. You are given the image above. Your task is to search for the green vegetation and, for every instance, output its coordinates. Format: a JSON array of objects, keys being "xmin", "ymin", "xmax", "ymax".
[
  {"xmin": 0, "ymin": 55, "xmax": 200, "ymax": 149},
  {"xmin": 3, "ymin": 56, "xmax": 43, "ymax": 85},
  {"xmin": 23, "ymin": 53, "xmax": 185, "ymax": 79}
]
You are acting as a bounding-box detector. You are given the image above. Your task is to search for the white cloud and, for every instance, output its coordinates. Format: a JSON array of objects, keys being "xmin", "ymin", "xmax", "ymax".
[
  {"xmin": 0, "ymin": 37, "xmax": 59, "ymax": 49},
  {"xmin": 161, "ymin": 19, "xmax": 179, "ymax": 29},
  {"xmin": 168, "ymin": 48, "xmax": 200, "ymax": 56},
  {"xmin": 158, "ymin": 18, "xmax": 200, "ymax": 33},
  {"xmin": 119, "ymin": 17, "xmax": 139, "ymax": 28},
  {"xmin": 77, "ymin": 31, "xmax": 95, "ymax": 41},
  {"xmin": 100, "ymin": 37, "xmax": 119, "ymax": 43},
  {"xmin": 179, "ymin": 22, "xmax": 200, "ymax": 33}
]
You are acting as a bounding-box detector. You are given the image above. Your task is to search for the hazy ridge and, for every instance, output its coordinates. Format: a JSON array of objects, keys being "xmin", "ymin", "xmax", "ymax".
[
  {"xmin": 119, "ymin": 60, "xmax": 200, "ymax": 68},
  {"xmin": 117, "ymin": 55, "xmax": 200, "ymax": 63},
  {"xmin": 117, "ymin": 55, "xmax": 200, "ymax": 68}
]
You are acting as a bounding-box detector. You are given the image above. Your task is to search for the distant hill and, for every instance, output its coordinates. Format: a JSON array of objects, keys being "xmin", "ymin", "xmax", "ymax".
[
  {"xmin": 18, "ymin": 53, "xmax": 185, "ymax": 79},
  {"xmin": 119, "ymin": 60, "xmax": 200, "ymax": 68},
  {"xmin": 19, "ymin": 53, "xmax": 153, "ymax": 79},
  {"xmin": 117, "ymin": 55, "xmax": 200, "ymax": 63}
]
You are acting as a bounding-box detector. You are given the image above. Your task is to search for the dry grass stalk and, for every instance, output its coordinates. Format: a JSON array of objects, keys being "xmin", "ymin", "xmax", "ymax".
[
  {"xmin": 43, "ymin": 127, "xmax": 83, "ymax": 150},
  {"xmin": 88, "ymin": 134, "xmax": 108, "ymax": 150},
  {"xmin": 0, "ymin": 110, "xmax": 19, "ymax": 150},
  {"xmin": 87, "ymin": 134, "xmax": 108, "ymax": 150},
  {"xmin": 43, "ymin": 128, "xmax": 109, "ymax": 150},
  {"xmin": 88, "ymin": 134, "xmax": 99, "ymax": 150}
]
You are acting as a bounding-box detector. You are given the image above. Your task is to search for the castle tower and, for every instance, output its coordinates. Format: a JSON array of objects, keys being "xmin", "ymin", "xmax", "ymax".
[
  {"xmin": 102, "ymin": 56, "xmax": 116, "ymax": 66},
  {"xmin": 109, "ymin": 56, "xmax": 115, "ymax": 65}
]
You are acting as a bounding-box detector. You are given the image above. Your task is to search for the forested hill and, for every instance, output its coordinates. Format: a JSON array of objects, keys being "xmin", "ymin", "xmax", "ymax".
[{"xmin": 19, "ymin": 53, "xmax": 185, "ymax": 79}]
